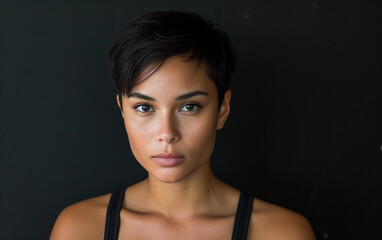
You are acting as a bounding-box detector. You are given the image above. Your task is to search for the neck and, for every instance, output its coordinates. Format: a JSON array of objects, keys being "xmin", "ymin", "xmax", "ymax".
[{"xmin": 143, "ymin": 162, "xmax": 225, "ymax": 220}]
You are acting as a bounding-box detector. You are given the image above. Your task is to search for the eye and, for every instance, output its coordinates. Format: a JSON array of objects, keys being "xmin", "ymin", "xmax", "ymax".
[
  {"xmin": 180, "ymin": 104, "xmax": 200, "ymax": 112},
  {"xmin": 135, "ymin": 104, "xmax": 154, "ymax": 113}
]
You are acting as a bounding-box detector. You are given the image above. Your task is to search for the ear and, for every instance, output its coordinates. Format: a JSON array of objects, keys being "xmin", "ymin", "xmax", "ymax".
[
  {"xmin": 116, "ymin": 94, "xmax": 124, "ymax": 118},
  {"xmin": 217, "ymin": 90, "xmax": 231, "ymax": 130}
]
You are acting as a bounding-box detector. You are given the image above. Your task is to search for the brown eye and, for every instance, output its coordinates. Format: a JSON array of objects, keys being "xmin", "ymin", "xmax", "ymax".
[
  {"xmin": 135, "ymin": 104, "xmax": 154, "ymax": 113},
  {"xmin": 180, "ymin": 104, "xmax": 200, "ymax": 112}
]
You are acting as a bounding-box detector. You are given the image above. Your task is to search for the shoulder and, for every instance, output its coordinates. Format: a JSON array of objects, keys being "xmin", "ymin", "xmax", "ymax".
[
  {"xmin": 50, "ymin": 193, "xmax": 111, "ymax": 240},
  {"xmin": 248, "ymin": 198, "xmax": 316, "ymax": 240}
]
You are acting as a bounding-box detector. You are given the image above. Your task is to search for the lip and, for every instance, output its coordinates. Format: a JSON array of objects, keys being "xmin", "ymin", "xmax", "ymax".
[{"xmin": 152, "ymin": 153, "xmax": 185, "ymax": 167}]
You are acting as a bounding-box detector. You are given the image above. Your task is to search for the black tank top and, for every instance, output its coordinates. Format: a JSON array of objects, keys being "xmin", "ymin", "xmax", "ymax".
[{"xmin": 104, "ymin": 188, "xmax": 254, "ymax": 240}]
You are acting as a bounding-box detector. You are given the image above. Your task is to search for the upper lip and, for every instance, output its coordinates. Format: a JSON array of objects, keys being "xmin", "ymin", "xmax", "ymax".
[{"xmin": 152, "ymin": 153, "xmax": 185, "ymax": 158}]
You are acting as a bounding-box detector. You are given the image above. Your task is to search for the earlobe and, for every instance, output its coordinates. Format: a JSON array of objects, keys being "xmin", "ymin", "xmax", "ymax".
[
  {"xmin": 217, "ymin": 90, "xmax": 231, "ymax": 130},
  {"xmin": 116, "ymin": 94, "xmax": 124, "ymax": 118}
]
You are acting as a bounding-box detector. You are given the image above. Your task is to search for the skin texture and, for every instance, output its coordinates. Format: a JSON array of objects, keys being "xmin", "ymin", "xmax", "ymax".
[{"xmin": 50, "ymin": 55, "xmax": 316, "ymax": 240}]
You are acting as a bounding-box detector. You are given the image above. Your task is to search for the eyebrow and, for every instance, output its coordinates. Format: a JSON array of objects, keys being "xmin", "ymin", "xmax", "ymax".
[
  {"xmin": 176, "ymin": 90, "xmax": 208, "ymax": 101},
  {"xmin": 127, "ymin": 90, "xmax": 208, "ymax": 102},
  {"xmin": 127, "ymin": 92, "xmax": 155, "ymax": 101}
]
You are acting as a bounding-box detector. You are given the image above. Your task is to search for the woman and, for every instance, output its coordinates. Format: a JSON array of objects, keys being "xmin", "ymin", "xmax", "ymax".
[{"xmin": 50, "ymin": 11, "xmax": 316, "ymax": 240}]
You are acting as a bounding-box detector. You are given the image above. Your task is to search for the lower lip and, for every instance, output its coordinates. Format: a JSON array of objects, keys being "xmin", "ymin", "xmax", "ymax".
[{"xmin": 152, "ymin": 157, "xmax": 184, "ymax": 167}]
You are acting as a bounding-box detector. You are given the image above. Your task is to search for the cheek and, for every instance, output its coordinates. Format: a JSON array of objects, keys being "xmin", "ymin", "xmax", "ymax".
[
  {"xmin": 123, "ymin": 118, "xmax": 153, "ymax": 157},
  {"xmin": 183, "ymin": 115, "xmax": 218, "ymax": 157},
  {"xmin": 123, "ymin": 110, "xmax": 219, "ymax": 161}
]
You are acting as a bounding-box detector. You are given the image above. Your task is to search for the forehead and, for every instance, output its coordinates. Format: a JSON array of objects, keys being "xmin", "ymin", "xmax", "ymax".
[{"xmin": 131, "ymin": 55, "xmax": 217, "ymax": 96}]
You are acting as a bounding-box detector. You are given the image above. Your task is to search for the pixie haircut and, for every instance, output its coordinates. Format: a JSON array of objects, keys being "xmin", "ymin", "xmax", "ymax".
[{"xmin": 109, "ymin": 11, "xmax": 235, "ymax": 107}]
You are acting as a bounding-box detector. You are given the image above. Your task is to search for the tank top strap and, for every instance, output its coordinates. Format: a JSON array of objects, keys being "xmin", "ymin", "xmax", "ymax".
[
  {"xmin": 104, "ymin": 187, "xmax": 126, "ymax": 240},
  {"xmin": 104, "ymin": 189, "xmax": 253, "ymax": 240},
  {"xmin": 231, "ymin": 191, "xmax": 255, "ymax": 240}
]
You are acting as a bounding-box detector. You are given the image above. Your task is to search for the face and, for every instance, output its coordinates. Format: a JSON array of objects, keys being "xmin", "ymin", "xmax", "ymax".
[{"xmin": 118, "ymin": 55, "xmax": 231, "ymax": 183}]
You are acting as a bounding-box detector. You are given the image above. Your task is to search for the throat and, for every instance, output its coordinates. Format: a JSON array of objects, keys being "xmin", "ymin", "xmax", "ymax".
[{"xmin": 143, "ymin": 173, "xmax": 225, "ymax": 219}]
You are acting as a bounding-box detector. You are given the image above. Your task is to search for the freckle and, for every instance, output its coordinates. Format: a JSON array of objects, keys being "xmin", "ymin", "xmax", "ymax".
[
  {"xmin": 207, "ymin": 190, "xmax": 210, "ymax": 193},
  {"xmin": 196, "ymin": 201, "xmax": 199, "ymax": 204},
  {"xmin": 154, "ymin": 185, "xmax": 156, "ymax": 188}
]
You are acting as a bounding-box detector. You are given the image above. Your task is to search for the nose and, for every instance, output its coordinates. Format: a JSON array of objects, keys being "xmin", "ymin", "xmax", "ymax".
[{"xmin": 157, "ymin": 113, "xmax": 180, "ymax": 144}]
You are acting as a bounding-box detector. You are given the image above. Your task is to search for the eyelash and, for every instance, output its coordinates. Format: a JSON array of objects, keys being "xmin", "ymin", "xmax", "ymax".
[
  {"xmin": 180, "ymin": 103, "xmax": 201, "ymax": 112},
  {"xmin": 133, "ymin": 103, "xmax": 201, "ymax": 113},
  {"xmin": 134, "ymin": 104, "xmax": 154, "ymax": 113}
]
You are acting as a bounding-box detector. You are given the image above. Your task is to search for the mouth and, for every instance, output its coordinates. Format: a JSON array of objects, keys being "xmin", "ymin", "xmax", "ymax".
[{"xmin": 152, "ymin": 153, "xmax": 185, "ymax": 167}]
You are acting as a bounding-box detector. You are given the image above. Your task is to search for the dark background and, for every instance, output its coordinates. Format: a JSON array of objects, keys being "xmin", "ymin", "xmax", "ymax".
[{"xmin": 0, "ymin": 0, "xmax": 381, "ymax": 239}]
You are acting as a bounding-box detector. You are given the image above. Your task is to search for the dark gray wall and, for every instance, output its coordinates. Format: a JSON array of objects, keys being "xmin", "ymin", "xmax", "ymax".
[{"xmin": 0, "ymin": 0, "xmax": 380, "ymax": 239}]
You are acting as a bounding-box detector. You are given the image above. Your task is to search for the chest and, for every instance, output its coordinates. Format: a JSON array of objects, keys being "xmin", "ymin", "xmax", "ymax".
[{"xmin": 118, "ymin": 213, "xmax": 236, "ymax": 240}]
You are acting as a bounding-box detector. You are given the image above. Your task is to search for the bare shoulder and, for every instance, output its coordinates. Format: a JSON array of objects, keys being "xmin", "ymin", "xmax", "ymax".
[
  {"xmin": 248, "ymin": 198, "xmax": 316, "ymax": 240},
  {"xmin": 50, "ymin": 193, "xmax": 111, "ymax": 240}
]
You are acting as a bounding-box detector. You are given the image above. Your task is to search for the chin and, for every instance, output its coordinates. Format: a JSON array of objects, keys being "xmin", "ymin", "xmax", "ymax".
[{"xmin": 150, "ymin": 169, "xmax": 191, "ymax": 184}]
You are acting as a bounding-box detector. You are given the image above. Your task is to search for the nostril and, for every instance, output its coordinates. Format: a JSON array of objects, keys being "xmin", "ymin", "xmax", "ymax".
[
  {"xmin": 159, "ymin": 136, "xmax": 176, "ymax": 143},
  {"xmin": 157, "ymin": 116, "xmax": 180, "ymax": 143},
  {"xmin": 158, "ymin": 132, "xmax": 179, "ymax": 143}
]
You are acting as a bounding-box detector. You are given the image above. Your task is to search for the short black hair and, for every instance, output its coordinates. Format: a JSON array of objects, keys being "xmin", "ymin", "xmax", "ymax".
[{"xmin": 109, "ymin": 10, "xmax": 235, "ymax": 107}]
